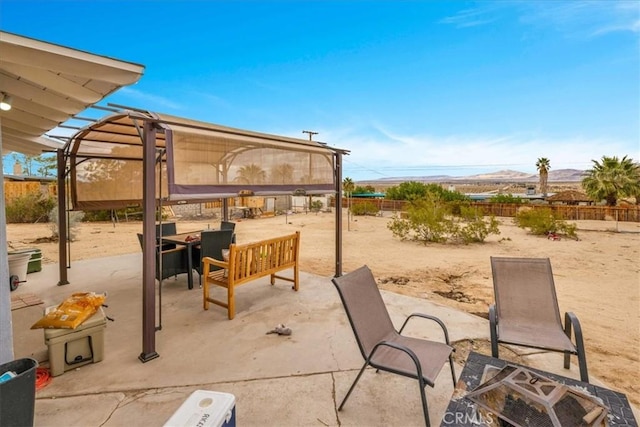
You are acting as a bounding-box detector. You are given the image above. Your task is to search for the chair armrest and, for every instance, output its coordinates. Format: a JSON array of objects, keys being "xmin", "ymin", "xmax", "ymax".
[
  {"xmin": 161, "ymin": 247, "xmax": 187, "ymax": 255},
  {"xmin": 367, "ymin": 340, "xmax": 425, "ymax": 381},
  {"xmin": 564, "ymin": 311, "xmax": 582, "ymax": 338},
  {"xmin": 564, "ymin": 311, "xmax": 586, "ymax": 352},
  {"xmin": 564, "ymin": 311, "xmax": 589, "ymax": 382},
  {"xmin": 399, "ymin": 313, "xmax": 451, "ymax": 345},
  {"xmin": 202, "ymin": 256, "xmax": 227, "ymax": 269}
]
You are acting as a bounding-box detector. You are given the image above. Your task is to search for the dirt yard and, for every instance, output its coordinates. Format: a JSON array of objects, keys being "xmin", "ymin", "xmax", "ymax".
[{"xmin": 6, "ymin": 210, "xmax": 640, "ymax": 405}]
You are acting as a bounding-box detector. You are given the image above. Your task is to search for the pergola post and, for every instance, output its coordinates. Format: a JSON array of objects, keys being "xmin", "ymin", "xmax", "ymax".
[
  {"xmin": 139, "ymin": 121, "xmax": 159, "ymax": 362},
  {"xmin": 56, "ymin": 148, "xmax": 69, "ymax": 286},
  {"xmin": 335, "ymin": 152, "xmax": 343, "ymax": 277}
]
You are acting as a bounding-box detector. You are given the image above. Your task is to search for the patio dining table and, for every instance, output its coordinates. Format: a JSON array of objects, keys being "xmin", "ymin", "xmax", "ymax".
[{"xmin": 161, "ymin": 231, "xmax": 203, "ymax": 290}]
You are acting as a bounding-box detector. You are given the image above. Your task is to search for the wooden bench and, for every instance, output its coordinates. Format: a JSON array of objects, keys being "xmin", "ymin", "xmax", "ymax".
[{"xmin": 202, "ymin": 231, "xmax": 300, "ymax": 319}]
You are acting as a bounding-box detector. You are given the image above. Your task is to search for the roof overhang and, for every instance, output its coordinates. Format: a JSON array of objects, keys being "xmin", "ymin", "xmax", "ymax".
[{"xmin": 0, "ymin": 31, "xmax": 145, "ymax": 155}]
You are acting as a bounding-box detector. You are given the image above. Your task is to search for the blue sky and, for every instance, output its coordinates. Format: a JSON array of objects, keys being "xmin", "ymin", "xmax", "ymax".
[{"xmin": 1, "ymin": 0, "xmax": 639, "ymax": 180}]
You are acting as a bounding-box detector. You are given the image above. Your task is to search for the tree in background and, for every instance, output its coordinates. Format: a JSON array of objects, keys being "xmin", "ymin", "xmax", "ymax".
[
  {"xmin": 353, "ymin": 185, "xmax": 376, "ymax": 194},
  {"xmin": 342, "ymin": 177, "xmax": 354, "ymax": 198},
  {"xmin": 343, "ymin": 177, "xmax": 355, "ymax": 230},
  {"xmin": 385, "ymin": 181, "xmax": 468, "ymax": 202},
  {"xmin": 270, "ymin": 163, "xmax": 294, "ymax": 184},
  {"xmin": 234, "ymin": 163, "xmax": 266, "ymax": 184},
  {"xmin": 536, "ymin": 157, "xmax": 550, "ymax": 196},
  {"xmin": 10, "ymin": 152, "xmax": 56, "ymax": 176},
  {"xmin": 581, "ymin": 155, "xmax": 640, "ymax": 206}
]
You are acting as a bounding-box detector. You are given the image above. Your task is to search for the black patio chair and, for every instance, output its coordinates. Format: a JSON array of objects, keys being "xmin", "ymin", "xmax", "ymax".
[
  {"xmin": 137, "ymin": 232, "xmax": 189, "ymax": 283},
  {"xmin": 220, "ymin": 220, "xmax": 236, "ymax": 243},
  {"xmin": 192, "ymin": 229, "xmax": 234, "ymax": 287},
  {"xmin": 156, "ymin": 222, "xmax": 177, "ymax": 250}
]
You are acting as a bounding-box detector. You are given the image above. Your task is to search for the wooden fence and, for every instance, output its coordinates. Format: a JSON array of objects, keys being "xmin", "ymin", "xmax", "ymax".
[{"xmin": 339, "ymin": 198, "xmax": 640, "ymax": 222}]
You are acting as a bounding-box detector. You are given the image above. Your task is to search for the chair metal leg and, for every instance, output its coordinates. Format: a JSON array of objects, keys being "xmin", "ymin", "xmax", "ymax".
[
  {"xmin": 489, "ymin": 304, "xmax": 499, "ymax": 358},
  {"xmin": 338, "ymin": 361, "xmax": 369, "ymax": 411},
  {"xmin": 448, "ymin": 354, "xmax": 457, "ymax": 387},
  {"xmin": 417, "ymin": 376, "xmax": 431, "ymax": 427}
]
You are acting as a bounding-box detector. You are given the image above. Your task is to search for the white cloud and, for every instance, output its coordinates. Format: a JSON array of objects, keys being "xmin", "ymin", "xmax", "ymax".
[
  {"xmin": 438, "ymin": 7, "xmax": 498, "ymax": 28},
  {"xmin": 118, "ymin": 87, "xmax": 183, "ymax": 110},
  {"xmin": 518, "ymin": 0, "xmax": 640, "ymax": 38},
  {"xmin": 440, "ymin": 1, "xmax": 639, "ymax": 38},
  {"xmin": 327, "ymin": 124, "xmax": 638, "ymax": 180}
]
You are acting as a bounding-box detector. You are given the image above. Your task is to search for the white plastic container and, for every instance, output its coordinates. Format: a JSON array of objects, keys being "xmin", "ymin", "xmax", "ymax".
[
  {"xmin": 8, "ymin": 252, "xmax": 32, "ymax": 282},
  {"xmin": 164, "ymin": 390, "xmax": 236, "ymax": 427}
]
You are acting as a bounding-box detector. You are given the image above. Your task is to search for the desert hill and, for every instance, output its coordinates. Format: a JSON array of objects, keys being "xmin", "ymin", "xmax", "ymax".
[
  {"xmin": 361, "ymin": 168, "xmax": 584, "ymax": 184},
  {"xmin": 356, "ymin": 169, "xmax": 585, "ymax": 194}
]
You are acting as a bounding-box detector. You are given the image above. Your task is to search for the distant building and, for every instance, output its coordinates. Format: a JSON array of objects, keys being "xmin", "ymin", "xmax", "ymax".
[{"xmin": 545, "ymin": 191, "xmax": 594, "ymax": 206}]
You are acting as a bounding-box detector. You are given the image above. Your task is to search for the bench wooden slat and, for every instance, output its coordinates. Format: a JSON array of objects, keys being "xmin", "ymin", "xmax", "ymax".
[{"xmin": 202, "ymin": 231, "xmax": 300, "ymax": 319}]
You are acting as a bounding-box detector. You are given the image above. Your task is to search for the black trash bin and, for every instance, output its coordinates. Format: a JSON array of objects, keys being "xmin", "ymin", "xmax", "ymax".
[{"xmin": 0, "ymin": 358, "xmax": 38, "ymax": 427}]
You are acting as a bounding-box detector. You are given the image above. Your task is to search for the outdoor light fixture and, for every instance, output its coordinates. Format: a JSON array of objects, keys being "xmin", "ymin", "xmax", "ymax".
[{"xmin": 0, "ymin": 93, "xmax": 12, "ymax": 111}]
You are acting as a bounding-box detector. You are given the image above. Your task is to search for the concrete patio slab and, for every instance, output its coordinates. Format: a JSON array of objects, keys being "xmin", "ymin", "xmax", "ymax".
[{"xmin": 9, "ymin": 253, "xmax": 638, "ymax": 426}]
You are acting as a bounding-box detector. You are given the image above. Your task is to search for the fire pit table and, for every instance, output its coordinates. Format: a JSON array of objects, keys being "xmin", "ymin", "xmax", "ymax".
[{"xmin": 442, "ymin": 351, "xmax": 637, "ymax": 426}]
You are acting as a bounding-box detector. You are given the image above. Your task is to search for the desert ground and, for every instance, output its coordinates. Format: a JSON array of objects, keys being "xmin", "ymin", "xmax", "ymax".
[{"xmin": 6, "ymin": 209, "xmax": 640, "ymax": 406}]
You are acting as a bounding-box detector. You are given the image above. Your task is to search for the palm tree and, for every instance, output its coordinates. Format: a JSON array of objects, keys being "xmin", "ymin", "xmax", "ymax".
[
  {"xmin": 536, "ymin": 157, "xmax": 551, "ymax": 197},
  {"xmin": 632, "ymin": 161, "xmax": 640, "ymax": 205},
  {"xmin": 270, "ymin": 163, "xmax": 294, "ymax": 184},
  {"xmin": 581, "ymin": 155, "xmax": 640, "ymax": 206},
  {"xmin": 343, "ymin": 177, "xmax": 355, "ymax": 230},
  {"xmin": 234, "ymin": 163, "xmax": 266, "ymax": 185}
]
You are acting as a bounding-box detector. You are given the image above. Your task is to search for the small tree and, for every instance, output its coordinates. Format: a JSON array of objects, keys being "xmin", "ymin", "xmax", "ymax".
[
  {"xmin": 514, "ymin": 207, "xmax": 577, "ymax": 239},
  {"xmin": 387, "ymin": 195, "xmax": 499, "ymax": 244},
  {"xmin": 310, "ymin": 199, "xmax": 323, "ymax": 213},
  {"xmin": 454, "ymin": 205, "xmax": 501, "ymax": 244},
  {"xmin": 351, "ymin": 201, "xmax": 379, "ymax": 216},
  {"xmin": 49, "ymin": 207, "xmax": 85, "ymax": 241}
]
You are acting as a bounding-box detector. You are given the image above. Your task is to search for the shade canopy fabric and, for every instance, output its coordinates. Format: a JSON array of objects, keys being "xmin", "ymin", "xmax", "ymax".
[
  {"xmin": 0, "ymin": 31, "xmax": 144, "ymax": 155},
  {"xmin": 66, "ymin": 109, "xmax": 347, "ymax": 210}
]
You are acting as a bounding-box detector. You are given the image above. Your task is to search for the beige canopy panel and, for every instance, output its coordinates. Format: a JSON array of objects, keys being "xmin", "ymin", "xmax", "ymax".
[
  {"xmin": 0, "ymin": 31, "xmax": 144, "ymax": 155},
  {"xmin": 67, "ymin": 109, "xmax": 347, "ymax": 210}
]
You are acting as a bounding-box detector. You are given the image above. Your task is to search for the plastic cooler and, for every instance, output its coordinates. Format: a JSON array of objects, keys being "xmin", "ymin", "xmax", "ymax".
[
  {"xmin": 164, "ymin": 390, "xmax": 236, "ymax": 427},
  {"xmin": 43, "ymin": 306, "xmax": 107, "ymax": 376}
]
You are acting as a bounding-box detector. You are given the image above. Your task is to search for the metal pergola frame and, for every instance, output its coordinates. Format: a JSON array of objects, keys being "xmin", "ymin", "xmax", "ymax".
[{"xmin": 56, "ymin": 108, "xmax": 348, "ymax": 362}]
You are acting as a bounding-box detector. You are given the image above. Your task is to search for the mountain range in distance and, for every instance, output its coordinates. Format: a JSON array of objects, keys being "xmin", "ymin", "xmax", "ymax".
[{"xmin": 356, "ymin": 169, "xmax": 585, "ymax": 184}]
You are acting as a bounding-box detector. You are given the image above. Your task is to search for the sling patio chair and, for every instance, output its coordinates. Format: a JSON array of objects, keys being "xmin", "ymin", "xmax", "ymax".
[
  {"xmin": 489, "ymin": 256, "xmax": 589, "ymax": 383},
  {"xmin": 332, "ymin": 265, "xmax": 456, "ymax": 427}
]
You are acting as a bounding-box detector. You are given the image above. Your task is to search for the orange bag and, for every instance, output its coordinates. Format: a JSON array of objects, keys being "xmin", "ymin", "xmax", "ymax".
[{"xmin": 31, "ymin": 292, "xmax": 106, "ymax": 329}]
